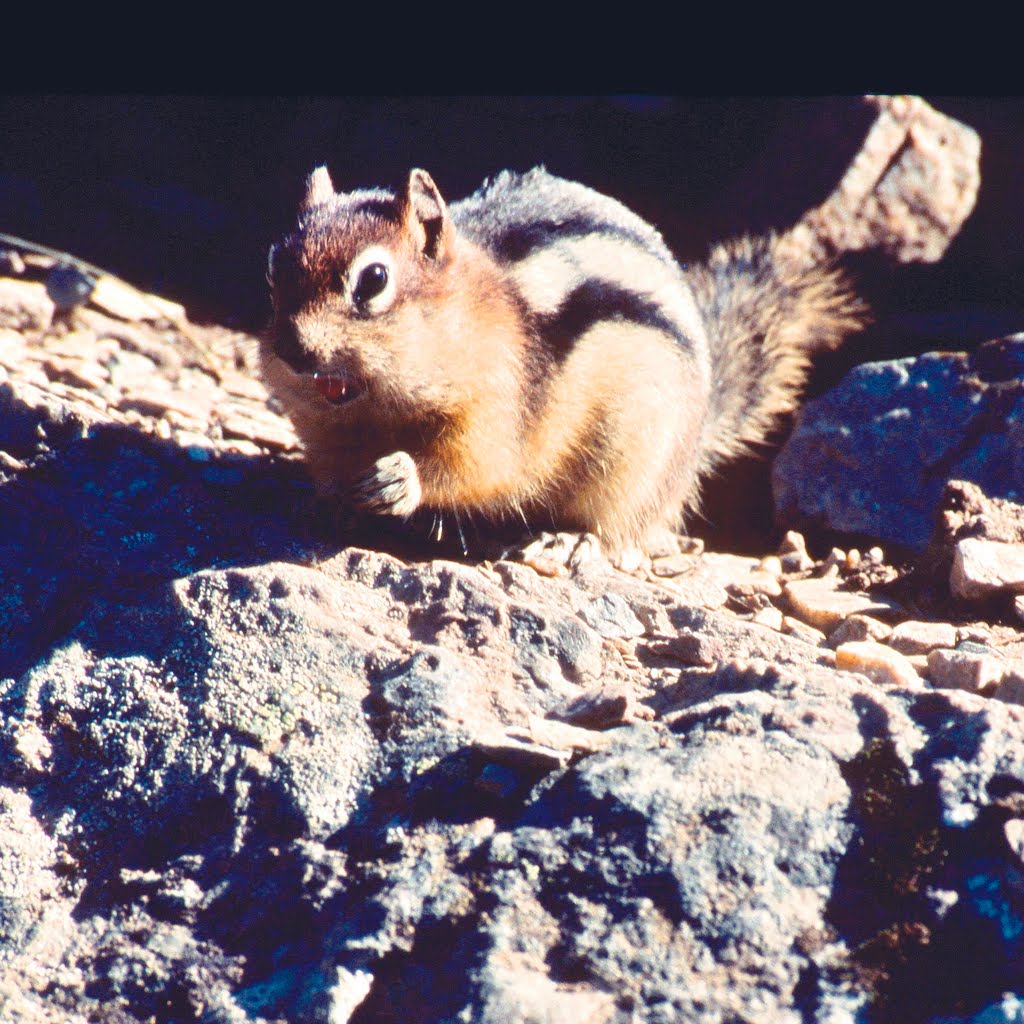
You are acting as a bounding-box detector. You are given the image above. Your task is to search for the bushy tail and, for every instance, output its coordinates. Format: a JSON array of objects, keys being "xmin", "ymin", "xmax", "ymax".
[{"xmin": 686, "ymin": 234, "xmax": 866, "ymax": 475}]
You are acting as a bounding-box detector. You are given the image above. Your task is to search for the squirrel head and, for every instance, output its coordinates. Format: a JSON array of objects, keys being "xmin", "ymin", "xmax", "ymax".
[
  {"xmin": 298, "ymin": 164, "xmax": 453, "ymax": 263},
  {"xmin": 270, "ymin": 165, "xmax": 455, "ymax": 316},
  {"xmin": 265, "ymin": 166, "xmax": 463, "ymax": 410}
]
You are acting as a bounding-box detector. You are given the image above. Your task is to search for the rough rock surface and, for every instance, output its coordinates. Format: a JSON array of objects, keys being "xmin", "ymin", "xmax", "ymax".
[
  {"xmin": 781, "ymin": 94, "xmax": 981, "ymax": 267},
  {"xmin": 6, "ymin": 97, "xmax": 1024, "ymax": 1024},
  {"xmin": 774, "ymin": 336, "xmax": 1024, "ymax": 550}
]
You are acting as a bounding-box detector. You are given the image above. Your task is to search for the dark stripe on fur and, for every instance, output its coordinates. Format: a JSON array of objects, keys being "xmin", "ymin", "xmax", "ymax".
[
  {"xmin": 536, "ymin": 278, "xmax": 692, "ymax": 360},
  {"xmin": 493, "ymin": 216, "xmax": 668, "ymax": 265},
  {"xmin": 350, "ymin": 197, "xmax": 400, "ymax": 221}
]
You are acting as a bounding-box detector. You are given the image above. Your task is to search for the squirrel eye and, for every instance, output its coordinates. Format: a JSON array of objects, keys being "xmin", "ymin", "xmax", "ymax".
[{"xmin": 353, "ymin": 262, "xmax": 389, "ymax": 306}]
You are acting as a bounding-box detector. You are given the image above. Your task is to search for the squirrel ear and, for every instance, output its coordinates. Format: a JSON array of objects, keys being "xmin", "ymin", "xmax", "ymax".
[
  {"xmin": 301, "ymin": 166, "xmax": 335, "ymax": 211},
  {"xmin": 401, "ymin": 169, "xmax": 451, "ymax": 260}
]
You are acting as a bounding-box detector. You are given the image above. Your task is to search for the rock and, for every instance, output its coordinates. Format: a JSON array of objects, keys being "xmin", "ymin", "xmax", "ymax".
[
  {"xmin": 993, "ymin": 668, "xmax": 1024, "ymax": 707},
  {"xmin": 927, "ymin": 648, "xmax": 1006, "ymax": 693},
  {"xmin": 888, "ymin": 620, "xmax": 958, "ymax": 655},
  {"xmin": 472, "ymin": 729, "xmax": 574, "ymax": 773},
  {"xmin": 774, "ymin": 337, "xmax": 1024, "ymax": 551},
  {"xmin": 89, "ymin": 274, "xmax": 186, "ymax": 323},
  {"xmin": 782, "ymin": 95, "xmax": 980, "ymax": 266},
  {"xmin": 892, "ymin": 481, "xmax": 1024, "ymax": 620},
  {"xmin": 0, "ymin": 250, "xmax": 26, "ymax": 275},
  {"xmin": 932, "ymin": 993, "xmax": 1024, "ymax": 1024},
  {"xmin": 548, "ymin": 684, "xmax": 634, "ymax": 730},
  {"xmin": 777, "ymin": 529, "xmax": 815, "ymax": 573},
  {"xmin": 939, "ymin": 480, "xmax": 1024, "ymax": 547},
  {"xmin": 727, "ymin": 569, "xmax": 784, "ymax": 600},
  {"xmin": 750, "ymin": 604, "xmax": 785, "ymax": 631},
  {"xmin": 646, "ymin": 551, "xmax": 762, "ymax": 611},
  {"xmin": 578, "ymin": 593, "xmax": 645, "ymax": 639},
  {"xmin": 835, "ymin": 640, "xmax": 923, "ymax": 688},
  {"xmin": 827, "ymin": 613, "xmax": 894, "ymax": 647},
  {"xmin": 784, "ymin": 576, "xmax": 902, "ymax": 633},
  {"xmin": 950, "ymin": 537, "xmax": 1024, "ymax": 601},
  {"xmin": 781, "ymin": 616, "xmax": 828, "ymax": 646},
  {"xmin": 44, "ymin": 264, "xmax": 95, "ymax": 317},
  {"xmin": 643, "ymin": 629, "xmax": 727, "ymax": 667},
  {"xmin": 0, "ymin": 278, "xmax": 54, "ymax": 329},
  {"xmin": 0, "ymin": 789, "xmax": 61, "ymax": 955},
  {"xmin": 905, "ymin": 653, "xmax": 929, "ymax": 673},
  {"xmin": 648, "ymin": 553, "xmax": 694, "ymax": 577},
  {"xmin": 957, "ymin": 639, "xmax": 1000, "ymax": 657}
]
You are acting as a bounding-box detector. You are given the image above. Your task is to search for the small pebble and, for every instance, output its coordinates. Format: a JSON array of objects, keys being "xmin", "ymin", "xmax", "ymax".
[
  {"xmin": 835, "ymin": 641, "xmax": 922, "ymax": 688},
  {"xmin": 845, "ymin": 548, "xmax": 862, "ymax": 571},
  {"xmin": 888, "ymin": 620, "xmax": 958, "ymax": 656},
  {"xmin": 650, "ymin": 554, "xmax": 696, "ymax": 578},
  {"xmin": 45, "ymin": 263, "xmax": 96, "ymax": 314},
  {"xmin": 738, "ymin": 570, "xmax": 784, "ymax": 598},
  {"xmin": 473, "ymin": 730, "xmax": 570, "ymax": 773},
  {"xmin": 778, "ymin": 530, "xmax": 815, "ymax": 573},
  {"xmin": 782, "ymin": 616, "xmax": 827, "ymax": 646},
  {"xmin": 579, "ymin": 593, "xmax": 645, "ymax": 639},
  {"xmin": 995, "ymin": 668, "xmax": 1024, "ymax": 706},
  {"xmin": 548, "ymin": 685, "xmax": 633, "ymax": 730},
  {"xmin": 956, "ymin": 626, "xmax": 993, "ymax": 647},
  {"xmin": 751, "ymin": 605, "xmax": 785, "ymax": 631},
  {"xmin": 827, "ymin": 614, "xmax": 893, "ymax": 647},
  {"xmin": 0, "ymin": 249, "xmax": 26, "ymax": 275},
  {"xmin": 950, "ymin": 537, "xmax": 1024, "ymax": 601},
  {"xmin": 643, "ymin": 631, "xmax": 725, "ymax": 666},
  {"xmin": 926, "ymin": 648, "xmax": 1004, "ymax": 692},
  {"xmin": 957, "ymin": 639, "xmax": 997, "ymax": 656},
  {"xmin": 1004, "ymin": 819, "xmax": 1024, "ymax": 861},
  {"xmin": 819, "ymin": 548, "xmax": 847, "ymax": 576},
  {"xmin": 777, "ymin": 530, "xmax": 807, "ymax": 556},
  {"xmin": 785, "ymin": 578, "xmax": 901, "ymax": 633},
  {"xmin": 758, "ymin": 554, "xmax": 783, "ymax": 577},
  {"xmin": 514, "ymin": 716, "xmax": 612, "ymax": 756}
]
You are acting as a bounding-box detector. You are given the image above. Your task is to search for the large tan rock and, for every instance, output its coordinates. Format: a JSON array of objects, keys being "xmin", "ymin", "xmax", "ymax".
[{"xmin": 783, "ymin": 95, "xmax": 981, "ymax": 268}]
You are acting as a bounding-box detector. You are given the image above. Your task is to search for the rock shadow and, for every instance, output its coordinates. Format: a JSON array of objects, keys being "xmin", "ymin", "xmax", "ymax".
[
  {"xmin": 0, "ymin": 418, "xmax": 330, "ymax": 679},
  {"xmin": 817, "ymin": 735, "xmax": 1024, "ymax": 1022}
]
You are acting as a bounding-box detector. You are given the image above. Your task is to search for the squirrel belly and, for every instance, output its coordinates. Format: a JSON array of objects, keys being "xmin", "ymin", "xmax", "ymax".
[{"xmin": 260, "ymin": 165, "xmax": 864, "ymax": 555}]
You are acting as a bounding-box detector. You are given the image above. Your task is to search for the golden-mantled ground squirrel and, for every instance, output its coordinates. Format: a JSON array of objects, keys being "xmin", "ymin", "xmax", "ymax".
[{"xmin": 261, "ymin": 166, "xmax": 863, "ymax": 558}]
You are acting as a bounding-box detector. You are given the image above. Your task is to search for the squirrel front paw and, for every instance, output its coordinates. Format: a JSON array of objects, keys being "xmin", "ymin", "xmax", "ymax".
[{"xmin": 350, "ymin": 451, "xmax": 422, "ymax": 517}]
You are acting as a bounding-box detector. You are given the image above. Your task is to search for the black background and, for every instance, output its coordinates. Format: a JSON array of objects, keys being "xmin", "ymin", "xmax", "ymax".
[{"xmin": 3, "ymin": 96, "xmax": 1021, "ymax": 337}]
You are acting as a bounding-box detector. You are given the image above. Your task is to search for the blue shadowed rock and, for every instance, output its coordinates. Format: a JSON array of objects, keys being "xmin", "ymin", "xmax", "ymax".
[{"xmin": 45, "ymin": 263, "xmax": 96, "ymax": 313}]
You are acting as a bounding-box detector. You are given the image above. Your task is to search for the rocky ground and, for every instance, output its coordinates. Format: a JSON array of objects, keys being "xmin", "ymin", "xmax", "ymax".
[{"xmin": 3, "ymin": 97, "xmax": 1024, "ymax": 1023}]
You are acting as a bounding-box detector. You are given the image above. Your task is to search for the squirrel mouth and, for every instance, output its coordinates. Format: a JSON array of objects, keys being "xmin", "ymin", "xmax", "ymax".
[{"xmin": 313, "ymin": 371, "xmax": 364, "ymax": 406}]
